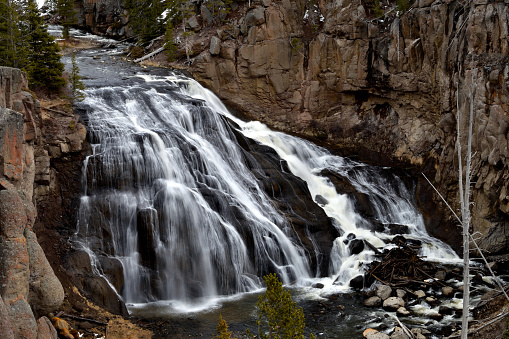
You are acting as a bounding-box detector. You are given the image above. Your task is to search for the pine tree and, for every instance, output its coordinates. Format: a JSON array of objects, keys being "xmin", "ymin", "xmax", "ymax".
[
  {"xmin": 214, "ymin": 315, "xmax": 235, "ymax": 339},
  {"xmin": 255, "ymin": 274, "xmax": 315, "ymax": 339},
  {"xmin": 0, "ymin": 0, "xmax": 26, "ymax": 67},
  {"xmin": 57, "ymin": 0, "xmax": 76, "ymax": 39},
  {"xmin": 21, "ymin": 0, "xmax": 65, "ymax": 92},
  {"xmin": 123, "ymin": 0, "xmax": 166, "ymax": 43},
  {"xmin": 69, "ymin": 52, "xmax": 85, "ymax": 102}
]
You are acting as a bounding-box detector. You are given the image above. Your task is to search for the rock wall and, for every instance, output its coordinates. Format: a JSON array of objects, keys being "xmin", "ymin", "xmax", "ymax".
[
  {"xmin": 186, "ymin": 0, "xmax": 509, "ymax": 255},
  {"xmin": 74, "ymin": 0, "xmax": 127, "ymax": 37},
  {"xmin": 0, "ymin": 67, "xmax": 87, "ymax": 338}
]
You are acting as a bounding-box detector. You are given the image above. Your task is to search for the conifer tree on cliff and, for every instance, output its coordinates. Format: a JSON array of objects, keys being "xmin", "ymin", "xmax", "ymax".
[
  {"xmin": 0, "ymin": 0, "xmax": 27, "ymax": 68},
  {"xmin": 123, "ymin": 0, "xmax": 166, "ymax": 43},
  {"xmin": 57, "ymin": 0, "xmax": 76, "ymax": 39},
  {"xmin": 21, "ymin": 0, "xmax": 65, "ymax": 92}
]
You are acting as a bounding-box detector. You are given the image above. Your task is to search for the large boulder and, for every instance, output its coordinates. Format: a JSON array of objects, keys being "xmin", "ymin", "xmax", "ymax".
[
  {"xmin": 36, "ymin": 316, "xmax": 58, "ymax": 339},
  {"xmin": 0, "ymin": 189, "xmax": 27, "ymax": 238},
  {"xmin": 0, "ymin": 236, "xmax": 30, "ymax": 303},
  {"xmin": 0, "ymin": 296, "xmax": 15, "ymax": 339},
  {"xmin": 25, "ymin": 228, "xmax": 64, "ymax": 317},
  {"xmin": 6, "ymin": 295, "xmax": 37, "ymax": 339}
]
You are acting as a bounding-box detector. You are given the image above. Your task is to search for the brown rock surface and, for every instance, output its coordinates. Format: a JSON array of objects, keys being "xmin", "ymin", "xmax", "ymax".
[
  {"xmin": 180, "ymin": 0, "xmax": 509, "ymax": 255},
  {"xmin": 0, "ymin": 296, "xmax": 15, "ymax": 339}
]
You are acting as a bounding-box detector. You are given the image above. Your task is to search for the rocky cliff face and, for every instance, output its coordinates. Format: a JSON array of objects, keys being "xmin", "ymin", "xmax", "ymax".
[
  {"xmin": 0, "ymin": 67, "xmax": 87, "ymax": 338},
  {"xmin": 185, "ymin": 0, "xmax": 509, "ymax": 255}
]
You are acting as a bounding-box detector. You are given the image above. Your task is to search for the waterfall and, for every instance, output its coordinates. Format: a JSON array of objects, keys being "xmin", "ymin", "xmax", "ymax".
[{"xmin": 75, "ymin": 73, "xmax": 458, "ymax": 309}]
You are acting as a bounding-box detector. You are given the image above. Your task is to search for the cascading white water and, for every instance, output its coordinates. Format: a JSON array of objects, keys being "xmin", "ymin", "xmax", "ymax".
[{"xmin": 76, "ymin": 73, "xmax": 458, "ymax": 310}]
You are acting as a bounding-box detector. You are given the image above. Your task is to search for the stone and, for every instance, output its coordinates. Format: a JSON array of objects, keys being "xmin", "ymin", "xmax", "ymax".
[
  {"xmin": 349, "ymin": 239, "xmax": 364, "ymax": 254},
  {"xmin": 0, "ymin": 236, "xmax": 30, "ymax": 302},
  {"xmin": 24, "ymin": 228, "xmax": 64, "ymax": 317},
  {"xmin": 414, "ymin": 290, "xmax": 426, "ymax": 298},
  {"xmin": 396, "ymin": 307, "xmax": 410, "ymax": 316},
  {"xmin": 364, "ymin": 296, "xmax": 382, "ymax": 307},
  {"xmin": 36, "ymin": 316, "xmax": 58, "ymax": 339},
  {"xmin": 390, "ymin": 327, "xmax": 409, "ymax": 339},
  {"xmin": 441, "ymin": 286, "xmax": 454, "ymax": 297},
  {"xmin": 349, "ymin": 275, "xmax": 364, "ymax": 289},
  {"xmin": 0, "ymin": 109, "xmax": 24, "ymax": 181},
  {"xmin": 210, "ymin": 36, "xmax": 221, "ymax": 56},
  {"xmin": 375, "ymin": 284, "xmax": 392, "ymax": 300},
  {"xmin": 439, "ymin": 305, "xmax": 454, "ymax": 315},
  {"xmin": 201, "ymin": 5, "xmax": 214, "ymax": 26},
  {"xmin": 363, "ymin": 328, "xmax": 390, "ymax": 339},
  {"xmin": 0, "ymin": 296, "xmax": 15, "ymax": 339},
  {"xmin": 245, "ymin": 7, "xmax": 265, "ymax": 26},
  {"xmin": 0, "ymin": 190, "xmax": 28, "ymax": 238},
  {"xmin": 187, "ymin": 15, "xmax": 200, "ymax": 32},
  {"xmin": 6, "ymin": 295, "xmax": 37, "ymax": 339},
  {"xmin": 395, "ymin": 289, "xmax": 406, "ymax": 299},
  {"xmin": 429, "ymin": 312, "xmax": 444, "ymax": 321},
  {"xmin": 425, "ymin": 296, "xmax": 439, "ymax": 306},
  {"xmin": 435, "ymin": 269, "xmax": 447, "ymax": 280},
  {"xmin": 382, "ymin": 297, "xmax": 405, "ymax": 311}
]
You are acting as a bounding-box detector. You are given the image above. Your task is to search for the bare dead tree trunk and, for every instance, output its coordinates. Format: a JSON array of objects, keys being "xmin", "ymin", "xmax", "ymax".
[{"xmin": 458, "ymin": 68, "xmax": 475, "ymax": 339}]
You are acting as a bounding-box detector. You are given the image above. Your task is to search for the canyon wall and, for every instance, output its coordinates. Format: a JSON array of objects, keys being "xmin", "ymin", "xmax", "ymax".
[
  {"xmin": 186, "ymin": 0, "xmax": 509, "ymax": 255},
  {"xmin": 69, "ymin": 0, "xmax": 509, "ymax": 254}
]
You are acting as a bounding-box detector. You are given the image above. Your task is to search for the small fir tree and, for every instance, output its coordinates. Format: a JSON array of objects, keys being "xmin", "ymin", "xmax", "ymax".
[
  {"xmin": 256, "ymin": 274, "xmax": 315, "ymax": 339},
  {"xmin": 69, "ymin": 52, "xmax": 85, "ymax": 102},
  {"xmin": 21, "ymin": 0, "xmax": 65, "ymax": 92},
  {"xmin": 214, "ymin": 315, "xmax": 235, "ymax": 339},
  {"xmin": 57, "ymin": 0, "xmax": 77, "ymax": 39},
  {"xmin": 0, "ymin": 0, "xmax": 27, "ymax": 67}
]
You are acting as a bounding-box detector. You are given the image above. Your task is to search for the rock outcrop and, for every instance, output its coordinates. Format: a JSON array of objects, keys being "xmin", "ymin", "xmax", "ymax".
[
  {"xmin": 1, "ymin": 67, "xmax": 87, "ymax": 337},
  {"xmin": 182, "ymin": 0, "xmax": 509, "ymax": 255}
]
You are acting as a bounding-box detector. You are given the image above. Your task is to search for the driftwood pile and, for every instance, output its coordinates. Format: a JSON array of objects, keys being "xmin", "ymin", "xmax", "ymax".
[{"xmin": 366, "ymin": 240, "xmax": 443, "ymax": 288}]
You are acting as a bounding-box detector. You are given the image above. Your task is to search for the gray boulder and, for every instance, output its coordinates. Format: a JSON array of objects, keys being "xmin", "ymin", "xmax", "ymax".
[
  {"xmin": 364, "ymin": 296, "xmax": 382, "ymax": 307},
  {"xmin": 375, "ymin": 284, "xmax": 392, "ymax": 300},
  {"xmin": 36, "ymin": 316, "xmax": 58, "ymax": 339},
  {"xmin": 0, "ymin": 236, "xmax": 30, "ymax": 302},
  {"xmin": 210, "ymin": 36, "xmax": 221, "ymax": 55},
  {"xmin": 0, "ymin": 190, "xmax": 27, "ymax": 238},
  {"xmin": 24, "ymin": 228, "xmax": 64, "ymax": 317},
  {"xmin": 6, "ymin": 296, "xmax": 37, "ymax": 339},
  {"xmin": 0, "ymin": 296, "xmax": 15, "ymax": 339},
  {"xmin": 382, "ymin": 297, "xmax": 405, "ymax": 311},
  {"xmin": 245, "ymin": 7, "xmax": 265, "ymax": 26}
]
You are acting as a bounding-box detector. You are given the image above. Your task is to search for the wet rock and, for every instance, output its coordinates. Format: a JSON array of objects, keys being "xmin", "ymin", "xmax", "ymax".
[
  {"xmin": 97, "ymin": 255, "xmax": 124, "ymax": 293},
  {"xmin": 349, "ymin": 239, "xmax": 364, "ymax": 255},
  {"xmin": 441, "ymin": 286, "xmax": 454, "ymax": 297},
  {"xmin": 363, "ymin": 328, "xmax": 390, "ymax": 339},
  {"xmin": 25, "ymin": 228, "xmax": 64, "ymax": 317},
  {"xmin": 0, "ymin": 296, "xmax": 15, "ymax": 339},
  {"xmin": 350, "ymin": 275, "xmax": 364, "ymax": 289},
  {"xmin": 364, "ymin": 296, "xmax": 382, "ymax": 307},
  {"xmin": 6, "ymin": 295, "xmax": 37, "ymax": 339},
  {"xmin": 438, "ymin": 305, "xmax": 454, "ymax": 315},
  {"xmin": 414, "ymin": 290, "xmax": 426, "ymax": 299},
  {"xmin": 375, "ymin": 284, "xmax": 392, "ymax": 300},
  {"xmin": 434, "ymin": 269, "xmax": 447, "ymax": 280},
  {"xmin": 382, "ymin": 297, "xmax": 405, "ymax": 311},
  {"xmin": 395, "ymin": 289, "xmax": 406, "ymax": 299},
  {"xmin": 390, "ymin": 327, "xmax": 409, "ymax": 339},
  {"xmin": 312, "ymin": 283, "xmax": 324, "ymax": 289},
  {"xmin": 388, "ymin": 224, "xmax": 409, "ymax": 235},
  {"xmin": 425, "ymin": 296, "xmax": 439, "ymax": 306},
  {"xmin": 428, "ymin": 312, "xmax": 444, "ymax": 321},
  {"xmin": 396, "ymin": 307, "xmax": 410, "ymax": 316},
  {"xmin": 83, "ymin": 276, "xmax": 128, "ymax": 316},
  {"xmin": 36, "ymin": 316, "xmax": 57, "ymax": 339}
]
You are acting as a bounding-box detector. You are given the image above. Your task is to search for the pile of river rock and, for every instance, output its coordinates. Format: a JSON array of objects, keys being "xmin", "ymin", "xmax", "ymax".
[{"xmin": 361, "ymin": 280, "xmax": 463, "ymax": 339}]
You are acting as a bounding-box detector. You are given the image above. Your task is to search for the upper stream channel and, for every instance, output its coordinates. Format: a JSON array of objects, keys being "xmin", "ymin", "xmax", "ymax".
[{"xmin": 59, "ymin": 29, "xmax": 479, "ymax": 338}]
